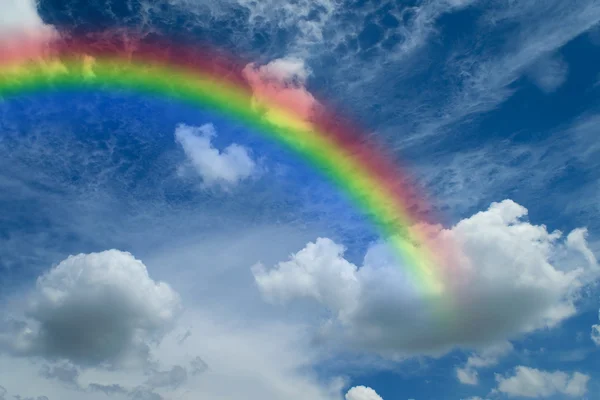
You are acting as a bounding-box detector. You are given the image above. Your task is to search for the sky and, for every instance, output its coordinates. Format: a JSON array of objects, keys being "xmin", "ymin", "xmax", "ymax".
[{"xmin": 0, "ymin": 0, "xmax": 599, "ymax": 400}]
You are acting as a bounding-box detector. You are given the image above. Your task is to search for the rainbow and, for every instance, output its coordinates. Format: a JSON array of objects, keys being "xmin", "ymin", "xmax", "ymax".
[{"xmin": 0, "ymin": 32, "xmax": 452, "ymax": 298}]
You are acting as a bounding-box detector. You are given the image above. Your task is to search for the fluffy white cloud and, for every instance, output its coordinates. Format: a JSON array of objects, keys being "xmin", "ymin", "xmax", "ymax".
[
  {"xmin": 0, "ymin": 0, "xmax": 52, "ymax": 34},
  {"xmin": 253, "ymin": 200, "xmax": 600, "ymax": 355},
  {"xmin": 0, "ymin": 250, "xmax": 180, "ymax": 367},
  {"xmin": 0, "ymin": 236, "xmax": 352, "ymax": 400},
  {"xmin": 456, "ymin": 342, "xmax": 513, "ymax": 385},
  {"xmin": 495, "ymin": 367, "xmax": 590, "ymax": 398},
  {"xmin": 175, "ymin": 124, "xmax": 257, "ymax": 188},
  {"xmin": 0, "ymin": 0, "xmax": 62, "ymax": 77},
  {"xmin": 345, "ymin": 386, "xmax": 384, "ymax": 400},
  {"xmin": 252, "ymin": 238, "xmax": 361, "ymax": 320},
  {"xmin": 242, "ymin": 57, "xmax": 320, "ymax": 130}
]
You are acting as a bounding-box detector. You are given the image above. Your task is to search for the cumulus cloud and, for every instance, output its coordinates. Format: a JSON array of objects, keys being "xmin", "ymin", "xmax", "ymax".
[
  {"xmin": 0, "ymin": 250, "xmax": 180, "ymax": 367},
  {"xmin": 251, "ymin": 238, "xmax": 361, "ymax": 320},
  {"xmin": 175, "ymin": 124, "xmax": 257, "ymax": 188},
  {"xmin": 345, "ymin": 385, "xmax": 384, "ymax": 400},
  {"xmin": 456, "ymin": 342, "xmax": 513, "ymax": 385},
  {"xmin": 242, "ymin": 57, "xmax": 320, "ymax": 130},
  {"xmin": 253, "ymin": 200, "xmax": 600, "ymax": 355},
  {"xmin": 494, "ymin": 367, "xmax": 590, "ymax": 398}
]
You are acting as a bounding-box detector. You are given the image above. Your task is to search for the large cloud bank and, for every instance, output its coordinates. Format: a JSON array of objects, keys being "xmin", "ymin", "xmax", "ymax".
[{"xmin": 253, "ymin": 200, "xmax": 599, "ymax": 355}]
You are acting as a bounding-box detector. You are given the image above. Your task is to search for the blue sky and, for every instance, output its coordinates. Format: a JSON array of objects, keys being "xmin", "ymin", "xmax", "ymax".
[{"xmin": 0, "ymin": 1, "xmax": 599, "ymax": 400}]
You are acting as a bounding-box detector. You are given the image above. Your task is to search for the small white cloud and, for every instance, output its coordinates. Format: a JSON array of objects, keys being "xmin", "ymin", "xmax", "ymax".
[
  {"xmin": 527, "ymin": 53, "xmax": 569, "ymax": 93},
  {"xmin": 456, "ymin": 368, "xmax": 479, "ymax": 385},
  {"xmin": 592, "ymin": 325, "xmax": 600, "ymax": 345},
  {"xmin": 175, "ymin": 124, "xmax": 257, "ymax": 188},
  {"xmin": 253, "ymin": 200, "xmax": 600, "ymax": 355},
  {"xmin": 242, "ymin": 57, "xmax": 320, "ymax": 130},
  {"xmin": 456, "ymin": 342, "xmax": 513, "ymax": 385},
  {"xmin": 495, "ymin": 367, "xmax": 590, "ymax": 398},
  {"xmin": 0, "ymin": 0, "xmax": 53, "ymax": 34},
  {"xmin": 592, "ymin": 308, "xmax": 600, "ymax": 345},
  {"xmin": 1, "ymin": 250, "xmax": 180, "ymax": 367},
  {"xmin": 345, "ymin": 385, "xmax": 384, "ymax": 400}
]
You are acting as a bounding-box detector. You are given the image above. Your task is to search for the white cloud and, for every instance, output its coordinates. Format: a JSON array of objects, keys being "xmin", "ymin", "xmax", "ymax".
[
  {"xmin": 175, "ymin": 124, "xmax": 257, "ymax": 188},
  {"xmin": 253, "ymin": 200, "xmax": 600, "ymax": 355},
  {"xmin": 526, "ymin": 53, "xmax": 569, "ymax": 93},
  {"xmin": 251, "ymin": 238, "xmax": 361, "ymax": 319},
  {"xmin": 456, "ymin": 368, "xmax": 479, "ymax": 385},
  {"xmin": 242, "ymin": 57, "xmax": 320, "ymax": 130},
  {"xmin": 592, "ymin": 324, "xmax": 600, "ymax": 345},
  {"xmin": 345, "ymin": 385, "xmax": 384, "ymax": 400},
  {"xmin": 111, "ymin": 309, "xmax": 345, "ymax": 400},
  {"xmin": 0, "ymin": 0, "xmax": 61, "ymax": 78},
  {"xmin": 169, "ymin": 0, "xmax": 339, "ymax": 57},
  {"xmin": 0, "ymin": 250, "xmax": 181, "ymax": 367},
  {"xmin": 495, "ymin": 367, "xmax": 590, "ymax": 398},
  {"xmin": 0, "ymin": 236, "xmax": 350, "ymax": 400},
  {"xmin": 456, "ymin": 342, "xmax": 513, "ymax": 385},
  {"xmin": 592, "ymin": 308, "xmax": 600, "ymax": 345},
  {"xmin": 0, "ymin": 0, "xmax": 52, "ymax": 34}
]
